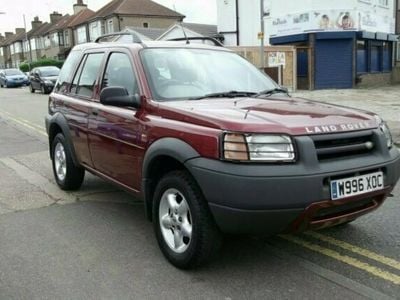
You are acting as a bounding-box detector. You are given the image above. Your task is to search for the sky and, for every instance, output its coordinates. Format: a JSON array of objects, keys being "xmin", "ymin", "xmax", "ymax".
[{"xmin": 0, "ymin": 0, "xmax": 217, "ymax": 34}]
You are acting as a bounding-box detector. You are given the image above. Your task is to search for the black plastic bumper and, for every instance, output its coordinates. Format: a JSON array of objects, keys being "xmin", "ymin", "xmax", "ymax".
[{"xmin": 185, "ymin": 146, "xmax": 400, "ymax": 235}]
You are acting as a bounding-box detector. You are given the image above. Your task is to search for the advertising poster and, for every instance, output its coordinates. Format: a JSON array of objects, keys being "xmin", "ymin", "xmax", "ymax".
[{"xmin": 269, "ymin": 8, "xmax": 395, "ymax": 37}]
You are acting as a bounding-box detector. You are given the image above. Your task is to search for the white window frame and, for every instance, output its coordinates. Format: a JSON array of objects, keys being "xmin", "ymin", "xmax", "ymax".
[
  {"xmin": 77, "ymin": 26, "xmax": 87, "ymax": 44},
  {"xmin": 64, "ymin": 30, "xmax": 69, "ymax": 47},
  {"xmin": 107, "ymin": 19, "xmax": 114, "ymax": 33},
  {"xmin": 30, "ymin": 38, "xmax": 37, "ymax": 51}
]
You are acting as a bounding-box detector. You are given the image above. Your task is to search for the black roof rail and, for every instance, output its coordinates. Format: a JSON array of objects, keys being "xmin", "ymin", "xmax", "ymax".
[
  {"xmin": 95, "ymin": 32, "xmax": 143, "ymax": 44},
  {"xmin": 167, "ymin": 37, "xmax": 224, "ymax": 47}
]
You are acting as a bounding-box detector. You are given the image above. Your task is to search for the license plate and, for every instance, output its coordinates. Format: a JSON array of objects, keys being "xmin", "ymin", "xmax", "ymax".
[{"xmin": 330, "ymin": 171, "xmax": 384, "ymax": 200}]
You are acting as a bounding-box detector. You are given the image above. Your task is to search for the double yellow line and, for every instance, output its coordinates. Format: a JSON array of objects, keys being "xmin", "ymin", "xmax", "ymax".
[
  {"xmin": 280, "ymin": 232, "xmax": 400, "ymax": 285},
  {"xmin": 0, "ymin": 109, "xmax": 47, "ymax": 137}
]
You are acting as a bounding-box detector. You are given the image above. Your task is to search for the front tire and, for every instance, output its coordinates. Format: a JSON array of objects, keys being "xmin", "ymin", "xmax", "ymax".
[
  {"xmin": 153, "ymin": 170, "xmax": 222, "ymax": 269},
  {"xmin": 30, "ymin": 84, "xmax": 35, "ymax": 93},
  {"xmin": 51, "ymin": 133, "xmax": 85, "ymax": 190},
  {"xmin": 41, "ymin": 85, "xmax": 47, "ymax": 94}
]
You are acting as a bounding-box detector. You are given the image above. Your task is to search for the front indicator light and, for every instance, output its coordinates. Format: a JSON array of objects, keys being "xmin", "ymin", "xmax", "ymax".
[{"xmin": 224, "ymin": 133, "xmax": 249, "ymax": 161}]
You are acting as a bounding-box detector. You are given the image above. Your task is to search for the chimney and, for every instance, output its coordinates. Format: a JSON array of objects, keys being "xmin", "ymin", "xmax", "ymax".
[
  {"xmin": 50, "ymin": 11, "xmax": 63, "ymax": 24},
  {"xmin": 5, "ymin": 32, "xmax": 14, "ymax": 39},
  {"xmin": 73, "ymin": 0, "xmax": 88, "ymax": 14},
  {"xmin": 15, "ymin": 28, "xmax": 26, "ymax": 35},
  {"xmin": 31, "ymin": 16, "xmax": 43, "ymax": 30}
]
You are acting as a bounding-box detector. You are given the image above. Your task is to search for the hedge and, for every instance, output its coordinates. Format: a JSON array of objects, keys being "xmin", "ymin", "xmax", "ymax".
[{"xmin": 19, "ymin": 59, "xmax": 64, "ymax": 72}]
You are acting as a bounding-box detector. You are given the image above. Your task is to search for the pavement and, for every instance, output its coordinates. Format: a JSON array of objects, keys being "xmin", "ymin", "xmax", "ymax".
[{"xmin": 0, "ymin": 86, "xmax": 399, "ymax": 299}]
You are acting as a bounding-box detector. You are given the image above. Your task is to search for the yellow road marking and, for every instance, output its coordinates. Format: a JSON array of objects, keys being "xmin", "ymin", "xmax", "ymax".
[
  {"xmin": 0, "ymin": 109, "xmax": 47, "ymax": 136},
  {"xmin": 304, "ymin": 231, "xmax": 400, "ymax": 271},
  {"xmin": 280, "ymin": 234, "xmax": 400, "ymax": 285}
]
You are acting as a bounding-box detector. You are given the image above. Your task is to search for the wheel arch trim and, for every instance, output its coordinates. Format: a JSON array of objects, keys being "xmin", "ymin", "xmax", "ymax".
[
  {"xmin": 46, "ymin": 113, "xmax": 80, "ymax": 167},
  {"xmin": 141, "ymin": 138, "xmax": 201, "ymax": 221}
]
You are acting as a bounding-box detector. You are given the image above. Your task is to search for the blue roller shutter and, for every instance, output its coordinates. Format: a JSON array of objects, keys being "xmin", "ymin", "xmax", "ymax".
[{"xmin": 315, "ymin": 39, "xmax": 353, "ymax": 89}]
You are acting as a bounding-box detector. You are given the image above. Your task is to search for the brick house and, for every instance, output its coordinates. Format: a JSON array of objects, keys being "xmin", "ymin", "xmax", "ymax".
[
  {"xmin": 9, "ymin": 28, "xmax": 26, "ymax": 68},
  {"xmin": 84, "ymin": 0, "xmax": 185, "ymax": 43}
]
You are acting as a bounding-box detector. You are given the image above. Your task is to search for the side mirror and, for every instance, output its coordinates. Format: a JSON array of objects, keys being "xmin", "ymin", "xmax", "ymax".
[{"xmin": 100, "ymin": 86, "xmax": 141, "ymax": 109}]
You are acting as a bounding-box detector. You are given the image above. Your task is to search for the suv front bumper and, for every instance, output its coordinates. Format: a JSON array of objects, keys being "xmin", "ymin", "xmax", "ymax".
[{"xmin": 185, "ymin": 147, "xmax": 400, "ymax": 235}]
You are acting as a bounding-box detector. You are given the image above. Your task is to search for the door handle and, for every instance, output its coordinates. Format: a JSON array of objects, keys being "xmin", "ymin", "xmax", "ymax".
[{"xmin": 92, "ymin": 109, "xmax": 99, "ymax": 116}]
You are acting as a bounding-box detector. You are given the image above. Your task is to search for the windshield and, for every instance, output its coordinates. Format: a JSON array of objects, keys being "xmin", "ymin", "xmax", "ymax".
[
  {"xmin": 40, "ymin": 67, "xmax": 60, "ymax": 77},
  {"xmin": 141, "ymin": 48, "xmax": 277, "ymax": 101},
  {"xmin": 5, "ymin": 69, "xmax": 24, "ymax": 76}
]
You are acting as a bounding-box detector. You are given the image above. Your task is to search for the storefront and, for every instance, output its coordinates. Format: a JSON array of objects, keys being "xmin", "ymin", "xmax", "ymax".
[{"xmin": 270, "ymin": 31, "xmax": 398, "ymax": 89}]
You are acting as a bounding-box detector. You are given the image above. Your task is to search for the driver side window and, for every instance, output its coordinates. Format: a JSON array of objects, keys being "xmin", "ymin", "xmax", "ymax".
[{"xmin": 102, "ymin": 52, "xmax": 138, "ymax": 95}]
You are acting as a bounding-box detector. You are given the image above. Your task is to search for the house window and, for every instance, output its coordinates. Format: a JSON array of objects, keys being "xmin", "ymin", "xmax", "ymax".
[
  {"xmin": 90, "ymin": 22, "xmax": 101, "ymax": 41},
  {"xmin": 77, "ymin": 26, "xmax": 87, "ymax": 44},
  {"xmin": 356, "ymin": 40, "xmax": 367, "ymax": 74},
  {"xmin": 58, "ymin": 32, "xmax": 64, "ymax": 46},
  {"xmin": 378, "ymin": 0, "xmax": 388, "ymax": 7},
  {"xmin": 107, "ymin": 19, "xmax": 113, "ymax": 33},
  {"xmin": 143, "ymin": 22, "xmax": 149, "ymax": 28},
  {"xmin": 30, "ymin": 38, "xmax": 36, "ymax": 51},
  {"xmin": 0, "ymin": 48, "xmax": 3, "ymax": 56},
  {"xmin": 50, "ymin": 33, "xmax": 59, "ymax": 48},
  {"xmin": 64, "ymin": 30, "xmax": 69, "ymax": 46},
  {"xmin": 44, "ymin": 36, "xmax": 50, "ymax": 48},
  {"xmin": 14, "ymin": 42, "xmax": 22, "ymax": 54}
]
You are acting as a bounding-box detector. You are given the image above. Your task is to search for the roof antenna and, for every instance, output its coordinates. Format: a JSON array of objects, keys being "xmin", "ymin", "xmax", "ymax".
[{"xmin": 179, "ymin": 21, "xmax": 190, "ymax": 44}]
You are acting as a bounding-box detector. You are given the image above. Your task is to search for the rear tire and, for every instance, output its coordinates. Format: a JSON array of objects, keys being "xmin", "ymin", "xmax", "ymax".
[
  {"xmin": 51, "ymin": 133, "xmax": 85, "ymax": 190},
  {"xmin": 153, "ymin": 170, "xmax": 222, "ymax": 269}
]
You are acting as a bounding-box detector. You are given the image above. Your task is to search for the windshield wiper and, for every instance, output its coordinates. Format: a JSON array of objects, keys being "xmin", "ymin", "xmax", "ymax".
[
  {"xmin": 190, "ymin": 91, "xmax": 257, "ymax": 100},
  {"xmin": 253, "ymin": 88, "xmax": 290, "ymax": 98}
]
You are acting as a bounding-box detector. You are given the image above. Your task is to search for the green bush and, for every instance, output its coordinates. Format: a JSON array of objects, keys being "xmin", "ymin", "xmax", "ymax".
[{"xmin": 19, "ymin": 59, "xmax": 64, "ymax": 72}]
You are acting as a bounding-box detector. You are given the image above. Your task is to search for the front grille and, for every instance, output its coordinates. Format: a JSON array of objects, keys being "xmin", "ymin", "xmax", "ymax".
[{"xmin": 311, "ymin": 130, "xmax": 374, "ymax": 161}]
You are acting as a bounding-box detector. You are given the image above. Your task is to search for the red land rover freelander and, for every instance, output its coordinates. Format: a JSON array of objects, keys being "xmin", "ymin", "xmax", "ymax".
[{"xmin": 45, "ymin": 33, "xmax": 400, "ymax": 269}]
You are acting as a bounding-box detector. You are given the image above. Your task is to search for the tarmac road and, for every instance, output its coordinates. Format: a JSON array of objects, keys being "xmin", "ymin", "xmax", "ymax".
[{"xmin": 0, "ymin": 86, "xmax": 399, "ymax": 299}]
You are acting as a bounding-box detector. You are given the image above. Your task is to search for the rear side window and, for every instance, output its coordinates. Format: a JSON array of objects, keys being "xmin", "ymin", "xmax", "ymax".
[
  {"xmin": 102, "ymin": 52, "xmax": 138, "ymax": 95},
  {"xmin": 71, "ymin": 52, "xmax": 104, "ymax": 98},
  {"xmin": 55, "ymin": 50, "xmax": 81, "ymax": 93}
]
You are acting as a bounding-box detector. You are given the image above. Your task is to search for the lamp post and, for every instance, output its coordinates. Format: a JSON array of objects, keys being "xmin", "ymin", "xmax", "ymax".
[{"xmin": 23, "ymin": 14, "xmax": 33, "ymax": 71}]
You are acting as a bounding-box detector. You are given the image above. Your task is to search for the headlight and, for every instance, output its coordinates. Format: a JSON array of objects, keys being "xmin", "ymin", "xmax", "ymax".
[
  {"xmin": 223, "ymin": 133, "xmax": 296, "ymax": 162},
  {"xmin": 375, "ymin": 116, "xmax": 393, "ymax": 148}
]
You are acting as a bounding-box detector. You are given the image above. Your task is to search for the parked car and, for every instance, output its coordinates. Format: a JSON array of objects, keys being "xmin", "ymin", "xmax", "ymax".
[
  {"xmin": 0, "ymin": 68, "xmax": 30, "ymax": 88},
  {"xmin": 29, "ymin": 66, "xmax": 60, "ymax": 94},
  {"xmin": 45, "ymin": 34, "xmax": 400, "ymax": 269}
]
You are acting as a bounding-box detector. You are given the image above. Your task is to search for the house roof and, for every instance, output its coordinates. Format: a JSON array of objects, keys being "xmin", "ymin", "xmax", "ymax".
[
  {"xmin": 124, "ymin": 26, "xmax": 166, "ymax": 40},
  {"xmin": 31, "ymin": 22, "xmax": 52, "ymax": 38},
  {"xmin": 44, "ymin": 14, "xmax": 71, "ymax": 35},
  {"xmin": 181, "ymin": 23, "xmax": 218, "ymax": 37},
  {"xmin": 157, "ymin": 22, "xmax": 219, "ymax": 41},
  {"xmin": 91, "ymin": 0, "xmax": 184, "ymax": 20},
  {"xmin": 27, "ymin": 22, "xmax": 47, "ymax": 39},
  {"xmin": 67, "ymin": 8, "xmax": 95, "ymax": 28},
  {"xmin": 8, "ymin": 31, "xmax": 26, "ymax": 45}
]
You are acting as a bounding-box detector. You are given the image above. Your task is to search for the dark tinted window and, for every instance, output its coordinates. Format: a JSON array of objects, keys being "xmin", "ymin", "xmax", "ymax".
[
  {"xmin": 73, "ymin": 53, "xmax": 104, "ymax": 97},
  {"xmin": 102, "ymin": 52, "xmax": 138, "ymax": 95},
  {"xmin": 40, "ymin": 67, "xmax": 60, "ymax": 77},
  {"xmin": 55, "ymin": 50, "xmax": 81, "ymax": 93}
]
